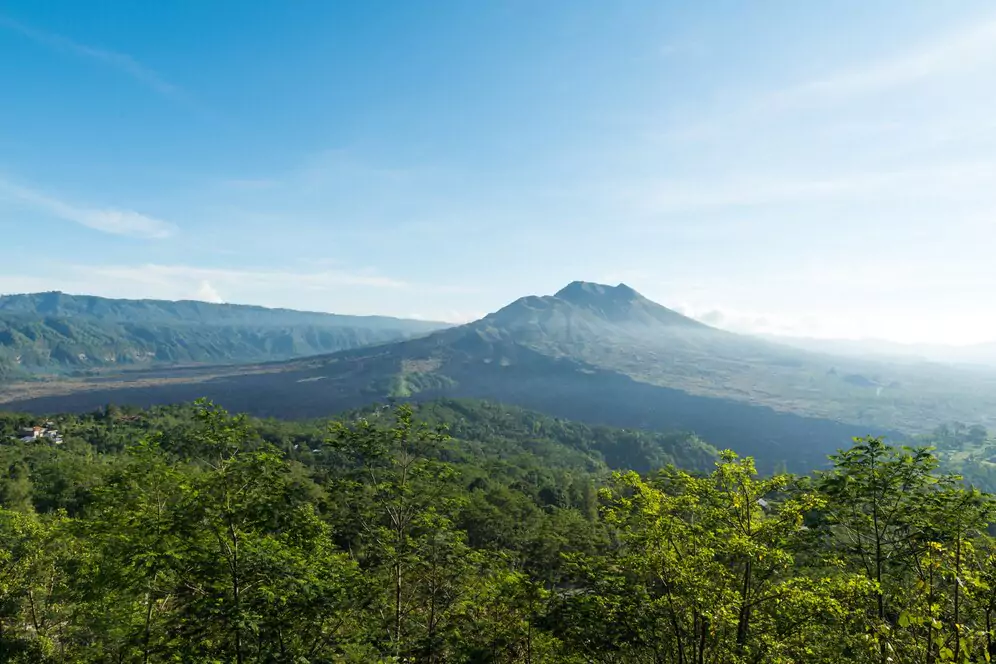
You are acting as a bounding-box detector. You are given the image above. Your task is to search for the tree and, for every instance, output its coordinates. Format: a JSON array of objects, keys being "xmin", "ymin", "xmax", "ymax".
[
  {"xmin": 0, "ymin": 509, "xmax": 74, "ymax": 662},
  {"xmin": 564, "ymin": 451, "xmax": 855, "ymax": 663},
  {"xmin": 328, "ymin": 404, "xmax": 478, "ymax": 661},
  {"xmin": 818, "ymin": 437, "xmax": 965, "ymax": 663},
  {"xmin": 160, "ymin": 400, "xmax": 367, "ymax": 662},
  {"xmin": 76, "ymin": 437, "xmax": 187, "ymax": 662}
]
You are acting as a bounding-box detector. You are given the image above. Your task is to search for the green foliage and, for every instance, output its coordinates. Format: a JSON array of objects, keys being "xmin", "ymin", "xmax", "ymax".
[
  {"xmin": 0, "ymin": 292, "xmax": 444, "ymax": 379},
  {"xmin": 555, "ymin": 452, "xmax": 865, "ymax": 663},
  {"xmin": 915, "ymin": 422, "xmax": 996, "ymax": 491},
  {"xmin": 5, "ymin": 402, "xmax": 996, "ymax": 662}
]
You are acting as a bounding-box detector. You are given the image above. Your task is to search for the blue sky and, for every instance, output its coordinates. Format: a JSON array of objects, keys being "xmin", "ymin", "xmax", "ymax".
[{"xmin": 2, "ymin": 1, "xmax": 996, "ymax": 344}]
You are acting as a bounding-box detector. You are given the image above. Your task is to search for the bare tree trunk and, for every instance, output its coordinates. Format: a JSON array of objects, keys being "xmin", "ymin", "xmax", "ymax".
[
  {"xmin": 697, "ymin": 615, "xmax": 707, "ymax": 664},
  {"xmin": 394, "ymin": 549, "xmax": 403, "ymax": 656},
  {"xmin": 926, "ymin": 560, "xmax": 935, "ymax": 664},
  {"xmin": 736, "ymin": 559, "xmax": 752, "ymax": 655},
  {"xmin": 664, "ymin": 586, "xmax": 686, "ymax": 664},
  {"xmin": 526, "ymin": 591, "xmax": 534, "ymax": 664},
  {"xmin": 228, "ymin": 518, "xmax": 244, "ymax": 664},
  {"xmin": 872, "ymin": 463, "xmax": 887, "ymax": 664},
  {"xmin": 954, "ymin": 536, "xmax": 962, "ymax": 661},
  {"xmin": 143, "ymin": 586, "xmax": 155, "ymax": 664},
  {"xmin": 986, "ymin": 602, "xmax": 995, "ymax": 662},
  {"xmin": 27, "ymin": 589, "xmax": 42, "ymax": 635},
  {"xmin": 427, "ymin": 552, "xmax": 437, "ymax": 663}
]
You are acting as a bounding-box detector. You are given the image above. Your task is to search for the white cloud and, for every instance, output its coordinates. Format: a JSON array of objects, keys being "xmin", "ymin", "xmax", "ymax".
[
  {"xmin": 0, "ymin": 264, "xmax": 409, "ymax": 303},
  {"xmin": 408, "ymin": 312, "xmax": 480, "ymax": 324},
  {"xmin": 439, "ymin": 311, "xmax": 485, "ymax": 324},
  {"xmin": 612, "ymin": 17, "xmax": 996, "ymax": 220},
  {"xmin": 0, "ymin": 262, "xmax": 484, "ymax": 322},
  {"xmin": 613, "ymin": 258, "xmax": 996, "ymax": 346},
  {"xmin": 0, "ymin": 14, "xmax": 181, "ymax": 99},
  {"xmin": 0, "ymin": 178, "xmax": 176, "ymax": 239},
  {"xmin": 675, "ymin": 302, "xmax": 996, "ymax": 346},
  {"xmin": 195, "ymin": 280, "xmax": 225, "ymax": 304},
  {"xmin": 85, "ymin": 264, "xmax": 410, "ymax": 294},
  {"xmin": 680, "ymin": 305, "xmax": 835, "ymax": 339}
]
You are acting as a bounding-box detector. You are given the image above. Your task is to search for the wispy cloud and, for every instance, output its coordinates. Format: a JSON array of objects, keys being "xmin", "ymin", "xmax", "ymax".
[
  {"xmin": 407, "ymin": 311, "xmax": 481, "ymax": 324},
  {"xmin": 0, "ymin": 262, "xmax": 459, "ymax": 314},
  {"xmin": 658, "ymin": 13, "xmax": 996, "ymax": 147},
  {"xmin": 659, "ymin": 39, "xmax": 707, "ymax": 59},
  {"xmin": 86, "ymin": 264, "xmax": 411, "ymax": 293},
  {"xmin": 767, "ymin": 15, "xmax": 996, "ymax": 108},
  {"xmin": 206, "ymin": 148, "xmax": 501, "ymax": 244},
  {"xmin": 674, "ymin": 300, "xmax": 996, "ymax": 346},
  {"xmin": 0, "ymin": 178, "xmax": 177, "ymax": 239},
  {"xmin": 218, "ymin": 178, "xmax": 280, "ymax": 191},
  {"xmin": 0, "ymin": 14, "xmax": 182, "ymax": 99},
  {"xmin": 676, "ymin": 304, "xmax": 829, "ymax": 339},
  {"xmin": 609, "ymin": 161, "xmax": 996, "ymax": 216}
]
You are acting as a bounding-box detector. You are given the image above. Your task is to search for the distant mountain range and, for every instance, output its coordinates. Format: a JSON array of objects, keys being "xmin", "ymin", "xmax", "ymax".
[
  {"xmin": 763, "ymin": 334, "xmax": 996, "ymax": 368},
  {"xmin": 0, "ymin": 291, "xmax": 446, "ymax": 379},
  {"xmin": 4, "ymin": 282, "xmax": 996, "ymax": 471}
]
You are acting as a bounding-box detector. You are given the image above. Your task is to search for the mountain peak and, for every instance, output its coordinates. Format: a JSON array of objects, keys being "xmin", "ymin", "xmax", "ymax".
[
  {"xmin": 555, "ymin": 281, "xmax": 642, "ymax": 303},
  {"xmin": 477, "ymin": 280, "xmax": 703, "ymax": 330}
]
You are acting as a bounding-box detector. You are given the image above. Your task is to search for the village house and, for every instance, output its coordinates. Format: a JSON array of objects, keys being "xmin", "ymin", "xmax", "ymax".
[{"xmin": 19, "ymin": 424, "xmax": 63, "ymax": 444}]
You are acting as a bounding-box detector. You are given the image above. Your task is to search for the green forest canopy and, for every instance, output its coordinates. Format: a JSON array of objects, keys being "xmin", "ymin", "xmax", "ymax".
[{"xmin": 0, "ymin": 398, "xmax": 995, "ymax": 662}]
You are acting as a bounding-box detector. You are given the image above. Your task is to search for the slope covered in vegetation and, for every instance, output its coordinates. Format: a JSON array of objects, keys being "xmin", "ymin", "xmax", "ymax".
[
  {"xmin": 0, "ymin": 292, "xmax": 445, "ymax": 378},
  {"xmin": 5, "ymin": 283, "xmax": 994, "ymax": 446},
  {"xmin": 1, "ymin": 398, "xmax": 995, "ymax": 662}
]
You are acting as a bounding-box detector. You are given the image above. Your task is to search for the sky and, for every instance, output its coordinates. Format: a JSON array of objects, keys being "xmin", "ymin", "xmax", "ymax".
[{"xmin": 2, "ymin": 1, "xmax": 996, "ymax": 345}]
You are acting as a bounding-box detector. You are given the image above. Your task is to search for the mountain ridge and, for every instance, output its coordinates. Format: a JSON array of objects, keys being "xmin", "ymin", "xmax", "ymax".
[
  {"xmin": 2, "ymin": 281, "xmax": 995, "ymax": 472},
  {"xmin": 0, "ymin": 292, "xmax": 447, "ymax": 378},
  {"xmin": 0, "ymin": 291, "xmax": 446, "ymax": 328}
]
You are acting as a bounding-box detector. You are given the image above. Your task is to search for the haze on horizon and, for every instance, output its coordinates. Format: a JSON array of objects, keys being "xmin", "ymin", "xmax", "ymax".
[{"xmin": 2, "ymin": 2, "xmax": 995, "ymax": 346}]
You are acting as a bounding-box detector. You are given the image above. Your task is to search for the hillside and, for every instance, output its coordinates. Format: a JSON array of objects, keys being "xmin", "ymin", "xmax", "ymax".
[
  {"xmin": 6, "ymin": 281, "xmax": 991, "ymax": 470},
  {"xmin": 0, "ymin": 398, "xmax": 714, "ymax": 658},
  {"xmin": 1, "ymin": 399, "xmax": 992, "ymax": 662},
  {"xmin": 2, "ymin": 282, "xmax": 995, "ymax": 470},
  {"xmin": 363, "ymin": 398, "xmax": 719, "ymax": 475},
  {"xmin": 0, "ymin": 397, "xmax": 718, "ymax": 480},
  {"xmin": 0, "ymin": 292, "xmax": 446, "ymax": 378}
]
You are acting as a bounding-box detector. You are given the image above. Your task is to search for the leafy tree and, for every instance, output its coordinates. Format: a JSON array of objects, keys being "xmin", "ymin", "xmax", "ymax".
[
  {"xmin": 0, "ymin": 509, "xmax": 74, "ymax": 661},
  {"xmin": 163, "ymin": 401, "xmax": 367, "ymax": 662},
  {"xmin": 819, "ymin": 438, "xmax": 934, "ymax": 661},
  {"xmin": 561, "ymin": 451, "xmax": 857, "ymax": 663},
  {"xmin": 328, "ymin": 404, "xmax": 473, "ymax": 660}
]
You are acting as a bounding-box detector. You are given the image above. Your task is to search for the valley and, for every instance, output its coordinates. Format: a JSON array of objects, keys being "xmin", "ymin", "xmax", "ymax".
[{"xmin": 2, "ymin": 282, "xmax": 994, "ymax": 472}]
